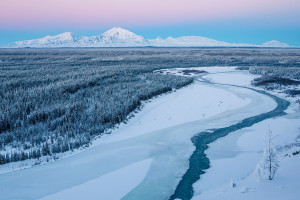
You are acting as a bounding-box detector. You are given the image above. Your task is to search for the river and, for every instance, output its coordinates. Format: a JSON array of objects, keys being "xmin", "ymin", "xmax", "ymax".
[{"xmin": 0, "ymin": 69, "xmax": 286, "ymax": 200}]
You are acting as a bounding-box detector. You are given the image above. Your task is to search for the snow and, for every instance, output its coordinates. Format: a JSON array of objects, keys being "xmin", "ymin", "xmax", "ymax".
[
  {"xmin": 102, "ymin": 27, "xmax": 141, "ymax": 40},
  {"xmin": 4, "ymin": 28, "xmax": 291, "ymax": 48},
  {"xmin": 155, "ymin": 66, "xmax": 238, "ymax": 76},
  {"xmin": 14, "ymin": 32, "xmax": 77, "ymax": 47},
  {"xmin": 149, "ymin": 36, "xmax": 231, "ymax": 47},
  {"xmin": 203, "ymin": 71, "xmax": 261, "ymax": 86},
  {"xmin": 102, "ymin": 83, "xmax": 251, "ymax": 144},
  {"xmin": 0, "ymin": 67, "xmax": 278, "ymax": 200},
  {"xmin": 39, "ymin": 159, "xmax": 152, "ymax": 200},
  {"xmin": 53, "ymin": 32, "xmax": 76, "ymax": 41},
  {"xmin": 2, "ymin": 66, "xmax": 298, "ymax": 200},
  {"xmin": 100, "ymin": 27, "xmax": 149, "ymax": 46},
  {"xmin": 262, "ymin": 40, "xmax": 290, "ymax": 48},
  {"xmin": 10, "ymin": 27, "xmax": 149, "ymax": 48},
  {"xmin": 192, "ymin": 117, "xmax": 300, "ymax": 200},
  {"xmin": 191, "ymin": 70, "xmax": 300, "ymax": 200}
]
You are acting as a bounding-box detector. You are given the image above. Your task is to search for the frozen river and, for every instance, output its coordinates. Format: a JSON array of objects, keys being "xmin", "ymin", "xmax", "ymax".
[{"xmin": 0, "ymin": 68, "xmax": 283, "ymax": 200}]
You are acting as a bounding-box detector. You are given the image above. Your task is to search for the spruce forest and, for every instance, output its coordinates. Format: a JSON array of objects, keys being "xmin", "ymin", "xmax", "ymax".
[{"xmin": 1, "ymin": 48, "xmax": 300, "ymax": 164}]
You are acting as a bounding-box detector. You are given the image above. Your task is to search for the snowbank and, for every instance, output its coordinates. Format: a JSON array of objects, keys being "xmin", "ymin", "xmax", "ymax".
[
  {"xmin": 192, "ymin": 117, "xmax": 300, "ymax": 200},
  {"xmin": 101, "ymin": 83, "xmax": 250, "ymax": 144},
  {"xmin": 191, "ymin": 69, "xmax": 300, "ymax": 200}
]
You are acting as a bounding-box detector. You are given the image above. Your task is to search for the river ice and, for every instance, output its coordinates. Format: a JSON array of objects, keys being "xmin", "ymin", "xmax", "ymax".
[
  {"xmin": 192, "ymin": 70, "xmax": 300, "ymax": 200},
  {"xmin": 0, "ymin": 68, "xmax": 278, "ymax": 200}
]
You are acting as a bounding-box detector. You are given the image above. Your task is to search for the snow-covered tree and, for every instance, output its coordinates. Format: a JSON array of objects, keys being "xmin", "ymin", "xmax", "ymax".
[{"xmin": 255, "ymin": 126, "xmax": 279, "ymax": 180}]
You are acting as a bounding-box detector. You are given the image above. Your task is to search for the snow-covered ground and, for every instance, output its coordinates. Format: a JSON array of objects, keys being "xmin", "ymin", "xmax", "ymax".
[
  {"xmin": 190, "ymin": 69, "xmax": 300, "ymax": 200},
  {"xmin": 99, "ymin": 82, "xmax": 251, "ymax": 144},
  {"xmin": 40, "ymin": 159, "xmax": 152, "ymax": 200},
  {"xmin": 0, "ymin": 67, "xmax": 297, "ymax": 200}
]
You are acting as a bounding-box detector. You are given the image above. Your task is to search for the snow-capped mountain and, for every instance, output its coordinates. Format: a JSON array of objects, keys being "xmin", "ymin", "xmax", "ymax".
[
  {"xmin": 8, "ymin": 28, "xmax": 150, "ymax": 48},
  {"xmin": 5, "ymin": 27, "xmax": 290, "ymax": 48},
  {"xmin": 149, "ymin": 36, "xmax": 231, "ymax": 47},
  {"xmin": 149, "ymin": 37, "xmax": 289, "ymax": 48},
  {"xmin": 261, "ymin": 40, "xmax": 289, "ymax": 48},
  {"xmin": 100, "ymin": 27, "xmax": 149, "ymax": 46},
  {"xmin": 13, "ymin": 32, "xmax": 79, "ymax": 47}
]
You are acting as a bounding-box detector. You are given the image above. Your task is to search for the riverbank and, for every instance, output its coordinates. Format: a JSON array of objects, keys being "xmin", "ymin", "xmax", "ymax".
[
  {"xmin": 0, "ymin": 68, "xmax": 276, "ymax": 200},
  {"xmin": 190, "ymin": 69, "xmax": 300, "ymax": 200},
  {"xmin": 158, "ymin": 67, "xmax": 292, "ymax": 200}
]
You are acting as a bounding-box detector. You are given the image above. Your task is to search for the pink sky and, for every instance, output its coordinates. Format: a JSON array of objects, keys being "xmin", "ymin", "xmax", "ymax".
[{"xmin": 1, "ymin": 0, "xmax": 300, "ymax": 29}]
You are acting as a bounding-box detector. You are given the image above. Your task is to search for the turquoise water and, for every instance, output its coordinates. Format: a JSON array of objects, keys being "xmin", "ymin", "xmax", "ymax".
[{"xmin": 169, "ymin": 80, "xmax": 290, "ymax": 200}]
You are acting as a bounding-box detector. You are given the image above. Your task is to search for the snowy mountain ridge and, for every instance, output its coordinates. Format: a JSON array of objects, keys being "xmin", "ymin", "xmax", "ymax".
[
  {"xmin": 5, "ymin": 27, "xmax": 290, "ymax": 48},
  {"xmin": 261, "ymin": 40, "xmax": 290, "ymax": 48}
]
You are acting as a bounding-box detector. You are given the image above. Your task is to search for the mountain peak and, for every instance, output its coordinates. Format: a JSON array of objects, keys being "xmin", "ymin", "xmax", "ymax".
[
  {"xmin": 56, "ymin": 32, "xmax": 75, "ymax": 38},
  {"xmin": 105, "ymin": 27, "xmax": 128, "ymax": 32},
  {"xmin": 45, "ymin": 32, "xmax": 77, "ymax": 42},
  {"xmin": 102, "ymin": 27, "xmax": 139, "ymax": 39},
  {"xmin": 4, "ymin": 28, "xmax": 293, "ymax": 48},
  {"xmin": 262, "ymin": 40, "xmax": 289, "ymax": 47}
]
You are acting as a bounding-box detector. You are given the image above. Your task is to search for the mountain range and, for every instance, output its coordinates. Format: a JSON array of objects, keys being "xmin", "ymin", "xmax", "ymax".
[{"xmin": 4, "ymin": 27, "xmax": 290, "ymax": 48}]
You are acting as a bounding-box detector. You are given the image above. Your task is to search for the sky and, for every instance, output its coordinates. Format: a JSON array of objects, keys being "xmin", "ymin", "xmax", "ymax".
[{"xmin": 1, "ymin": 0, "xmax": 300, "ymax": 46}]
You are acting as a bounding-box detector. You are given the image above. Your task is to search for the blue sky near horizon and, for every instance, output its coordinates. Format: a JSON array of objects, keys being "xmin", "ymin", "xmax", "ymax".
[
  {"xmin": 1, "ymin": 25, "xmax": 299, "ymax": 46},
  {"xmin": 1, "ymin": 0, "xmax": 300, "ymax": 46}
]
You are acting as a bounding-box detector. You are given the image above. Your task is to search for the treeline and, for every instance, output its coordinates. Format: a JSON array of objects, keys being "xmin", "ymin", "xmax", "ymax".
[
  {"xmin": 0, "ymin": 49, "xmax": 194, "ymax": 165},
  {"xmin": 249, "ymin": 66, "xmax": 300, "ymax": 95},
  {"xmin": 249, "ymin": 66, "xmax": 300, "ymax": 80},
  {"xmin": 1, "ymin": 48, "xmax": 300, "ymax": 69}
]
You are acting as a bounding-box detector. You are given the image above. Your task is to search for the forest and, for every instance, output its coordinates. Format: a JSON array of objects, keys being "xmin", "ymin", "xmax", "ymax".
[
  {"xmin": 249, "ymin": 66, "xmax": 300, "ymax": 80},
  {"xmin": 1, "ymin": 48, "xmax": 300, "ymax": 164}
]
